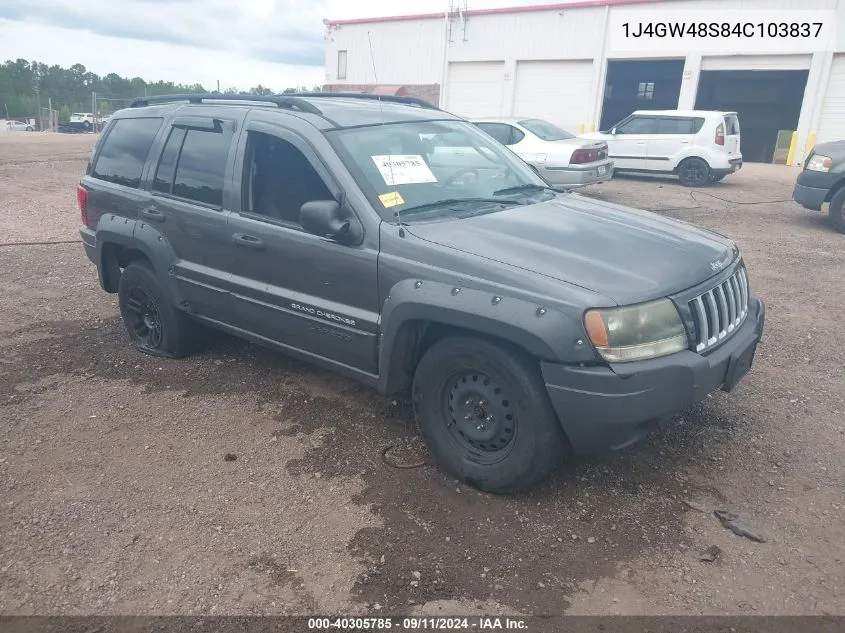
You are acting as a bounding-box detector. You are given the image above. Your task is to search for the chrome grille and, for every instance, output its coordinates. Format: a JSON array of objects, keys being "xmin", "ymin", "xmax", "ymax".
[{"xmin": 689, "ymin": 266, "xmax": 749, "ymax": 352}]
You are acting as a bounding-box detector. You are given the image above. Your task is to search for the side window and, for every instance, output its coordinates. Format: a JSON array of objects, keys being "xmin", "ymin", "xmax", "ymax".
[
  {"xmin": 656, "ymin": 117, "xmax": 695, "ymax": 135},
  {"xmin": 692, "ymin": 117, "xmax": 706, "ymax": 133},
  {"xmin": 242, "ymin": 131, "xmax": 333, "ymax": 227},
  {"xmin": 476, "ymin": 123, "xmax": 512, "ymax": 145},
  {"xmin": 171, "ymin": 127, "xmax": 233, "ymax": 207},
  {"xmin": 152, "ymin": 127, "xmax": 186, "ymax": 194},
  {"xmin": 506, "ymin": 125, "xmax": 525, "ymax": 145},
  {"xmin": 616, "ymin": 117, "xmax": 658, "ymax": 135},
  {"xmin": 91, "ymin": 118, "xmax": 163, "ymax": 188}
]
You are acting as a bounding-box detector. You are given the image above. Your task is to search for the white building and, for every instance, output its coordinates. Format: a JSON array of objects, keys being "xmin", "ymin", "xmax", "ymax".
[{"xmin": 324, "ymin": 0, "xmax": 845, "ymax": 165}]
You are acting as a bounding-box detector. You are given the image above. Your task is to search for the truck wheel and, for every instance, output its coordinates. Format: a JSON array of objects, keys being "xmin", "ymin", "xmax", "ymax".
[
  {"xmin": 678, "ymin": 157, "xmax": 711, "ymax": 187},
  {"xmin": 829, "ymin": 187, "xmax": 845, "ymax": 233},
  {"xmin": 118, "ymin": 261, "xmax": 195, "ymax": 358},
  {"xmin": 412, "ymin": 336, "xmax": 567, "ymax": 493}
]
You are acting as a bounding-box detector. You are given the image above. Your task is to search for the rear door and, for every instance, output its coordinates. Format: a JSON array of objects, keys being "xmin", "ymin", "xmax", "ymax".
[
  {"xmin": 146, "ymin": 111, "xmax": 246, "ymax": 323},
  {"xmin": 607, "ymin": 115, "xmax": 656, "ymax": 170},
  {"xmin": 647, "ymin": 116, "xmax": 702, "ymax": 171},
  {"xmin": 722, "ymin": 113, "xmax": 741, "ymax": 157}
]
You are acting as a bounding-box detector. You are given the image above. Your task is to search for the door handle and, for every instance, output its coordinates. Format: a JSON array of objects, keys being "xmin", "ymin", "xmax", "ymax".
[
  {"xmin": 140, "ymin": 208, "xmax": 165, "ymax": 223},
  {"xmin": 232, "ymin": 233, "xmax": 265, "ymax": 250}
]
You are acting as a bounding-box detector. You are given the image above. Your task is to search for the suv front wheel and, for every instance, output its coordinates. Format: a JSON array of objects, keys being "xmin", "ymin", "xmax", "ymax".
[
  {"xmin": 678, "ymin": 157, "xmax": 711, "ymax": 187},
  {"xmin": 412, "ymin": 336, "xmax": 567, "ymax": 493},
  {"xmin": 118, "ymin": 261, "xmax": 196, "ymax": 358}
]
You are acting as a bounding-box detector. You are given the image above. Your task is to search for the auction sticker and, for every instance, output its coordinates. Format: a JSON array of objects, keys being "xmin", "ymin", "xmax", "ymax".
[
  {"xmin": 372, "ymin": 155, "xmax": 437, "ymax": 186},
  {"xmin": 378, "ymin": 191, "xmax": 405, "ymax": 208}
]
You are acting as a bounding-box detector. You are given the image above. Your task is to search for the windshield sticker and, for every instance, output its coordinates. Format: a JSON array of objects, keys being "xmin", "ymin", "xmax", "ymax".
[
  {"xmin": 378, "ymin": 191, "xmax": 405, "ymax": 208},
  {"xmin": 372, "ymin": 155, "xmax": 437, "ymax": 186}
]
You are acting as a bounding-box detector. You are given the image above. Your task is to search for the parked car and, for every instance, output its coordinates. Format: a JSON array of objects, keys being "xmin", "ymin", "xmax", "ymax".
[
  {"xmin": 583, "ymin": 110, "xmax": 742, "ymax": 186},
  {"xmin": 5, "ymin": 120, "xmax": 34, "ymax": 132},
  {"xmin": 78, "ymin": 93, "xmax": 764, "ymax": 493},
  {"xmin": 793, "ymin": 140, "xmax": 845, "ymax": 233},
  {"xmin": 472, "ymin": 118, "xmax": 613, "ymax": 187}
]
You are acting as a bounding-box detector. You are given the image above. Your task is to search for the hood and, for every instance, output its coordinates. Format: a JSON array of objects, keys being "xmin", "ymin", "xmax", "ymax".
[
  {"xmin": 812, "ymin": 140, "xmax": 845, "ymax": 158},
  {"xmin": 405, "ymin": 194, "xmax": 737, "ymax": 305}
]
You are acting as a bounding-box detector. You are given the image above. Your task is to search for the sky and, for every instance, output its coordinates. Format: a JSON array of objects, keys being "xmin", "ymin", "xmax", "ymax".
[{"xmin": 0, "ymin": 0, "xmax": 558, "ymax": 92}]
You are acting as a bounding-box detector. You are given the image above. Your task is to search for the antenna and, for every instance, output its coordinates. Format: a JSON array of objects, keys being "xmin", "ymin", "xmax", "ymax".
[{"xmin": 367, "ymin": 31, "xmax": 403, "ymax": 232}]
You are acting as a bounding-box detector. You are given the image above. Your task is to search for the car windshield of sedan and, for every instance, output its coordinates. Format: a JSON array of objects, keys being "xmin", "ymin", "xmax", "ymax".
[
  {"xmin": 519, "ymin": 119, "xmax": 574, "ymax": 142},
  {"xmin": 331, "ymin": 120, "xmax": 553, "ymax": 222}
]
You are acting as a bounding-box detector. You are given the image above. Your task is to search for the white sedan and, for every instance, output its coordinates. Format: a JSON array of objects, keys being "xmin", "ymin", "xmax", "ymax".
[
  {"xmin": 5, "ymin": 120, "xmax": 34, "ymax": 132},
  {"xmin": 473, "ymin": 118, "xmax": 613, "ymax": 187}
]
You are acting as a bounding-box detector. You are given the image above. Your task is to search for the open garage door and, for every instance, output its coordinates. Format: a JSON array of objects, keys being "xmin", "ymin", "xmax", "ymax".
[
  {"xmin": 599, "ymin": 59, "xmax": 684, "ymax": 131},
  {"xmin": 445, "ymin": 61, "xmax": 505, "ymax": 118},
  {"xmin": 512, "ymin": 60, "xmax": 594, "ymax": 133},
  {"xmin": 817, "ymin": 55, "xmax": 845, "ymax": 144},
  {"xmin": 695, "ymin": 57, "xmax": 809, "ymax": 163}
]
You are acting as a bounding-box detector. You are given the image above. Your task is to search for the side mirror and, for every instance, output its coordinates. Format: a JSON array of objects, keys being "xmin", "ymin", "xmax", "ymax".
[
  {"xmin": 299, "ymin": 200, "xmax": 362, "ymax": 245},
  {"xmin": 610, "ymin": 127, "xmax": 617, "ymax": 135}
]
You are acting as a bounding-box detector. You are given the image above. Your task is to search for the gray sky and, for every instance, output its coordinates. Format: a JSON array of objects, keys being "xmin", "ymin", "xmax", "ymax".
[{"xmin": 0, "ymin": 0, "xmax": 554, "ymax": 91}]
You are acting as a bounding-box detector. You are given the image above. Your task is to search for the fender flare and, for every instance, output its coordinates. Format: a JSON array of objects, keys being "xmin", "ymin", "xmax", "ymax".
[
  {"xmin": 377, "ymin": 279, "xmax": 593, "ymax": 394},
  {"xmin": 95, "ymin": 214, "xmax": 184, "ymax": 305}
]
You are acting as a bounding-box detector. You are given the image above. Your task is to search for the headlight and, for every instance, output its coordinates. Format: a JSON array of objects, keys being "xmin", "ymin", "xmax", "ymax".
[
  {"xmin": 806, "ymin": 154, "xmax": 832, "ymax": 172},
  {"xmin": 583, "ymin": 298, "xmax": 688, "ymax": 362}
]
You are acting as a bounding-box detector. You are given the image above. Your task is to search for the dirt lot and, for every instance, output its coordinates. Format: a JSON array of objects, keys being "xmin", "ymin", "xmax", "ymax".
[{"xmin": 0, "ymin": 132, "xmax": 843, "ymax": 616}]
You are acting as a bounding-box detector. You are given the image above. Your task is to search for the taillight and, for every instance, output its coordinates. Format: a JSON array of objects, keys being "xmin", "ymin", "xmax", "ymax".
[
  {"xmin": 715, "ymin": 123, "xmax": 725, "ymax": 146},
  {"xmin": 571, "ymin": 148, "xmax": 600, "ymax": 164},
  {"xmin": 77, "ymin": 185, "xmax": 89, "ymax": 227}
]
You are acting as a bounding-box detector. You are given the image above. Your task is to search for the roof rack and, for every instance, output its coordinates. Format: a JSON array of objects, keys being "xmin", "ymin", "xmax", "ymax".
[
  {"xmin": 289, "ymin": 92, "xmax": 439, "ymax": 110},
  {"xmin": 129, "ymin": 93, "xmax": 323, "ymax": 115}
]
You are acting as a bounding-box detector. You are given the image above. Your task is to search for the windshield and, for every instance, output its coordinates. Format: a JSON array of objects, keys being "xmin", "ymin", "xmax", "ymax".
[
  {"xmin": 518, "ymin": 119, "xmax": 574, "ymax": 141},
  {"xmin": 330, "ymin": 120, "xmax": 552, "ymax": 221}
]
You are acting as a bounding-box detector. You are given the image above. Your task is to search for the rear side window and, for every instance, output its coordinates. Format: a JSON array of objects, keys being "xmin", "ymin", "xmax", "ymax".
[
  {"xmin": 91, "ymin": 118, "xmax": 163, "ymax": 188},
  {"xmin": 656, "ymin": 117, "xmax": 697, "ymax": 134},
  {"xmin": 152, "ymin": 125, "xmax": 233, "ymax": 207},
  {"xmin": 724, "ymin": 114, "xmax": 740, "ymax": 135}
]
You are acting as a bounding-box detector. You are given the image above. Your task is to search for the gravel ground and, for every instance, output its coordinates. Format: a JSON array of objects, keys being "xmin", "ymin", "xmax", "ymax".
[{"xmin": 0, "ymin": 133, "xmax": 843, "ymax": 616}]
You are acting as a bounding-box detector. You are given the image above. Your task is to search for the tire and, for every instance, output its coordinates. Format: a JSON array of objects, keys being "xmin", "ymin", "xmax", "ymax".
[
  {"xmin": 412, "ymin": 336, "xmax": 567, "ymax": 493},
  {"xmin": 678, "ymin": 157, "xmax": 711, "ymax": 187},
  {"xmin": 25, "ymin": 126, "xmax": 33, "ymax": 132},
  {"xmin": 118, "ymin": 261, "xmax": 196, "ymax": 358},
  {"xmin": 829, "ymin": 187, "xmax": 845, "ymax": 234}
]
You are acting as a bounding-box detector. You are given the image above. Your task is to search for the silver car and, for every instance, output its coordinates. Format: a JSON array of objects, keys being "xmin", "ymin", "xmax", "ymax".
[{"xmin": 473, "ymin": 117, "xmax": 613, "ymax": 187}]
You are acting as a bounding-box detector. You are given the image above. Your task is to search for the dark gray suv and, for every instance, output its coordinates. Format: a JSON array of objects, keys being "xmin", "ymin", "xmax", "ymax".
[{"xmin": 78, "ymin": 93, "xmax": 765, "ymax": 493}]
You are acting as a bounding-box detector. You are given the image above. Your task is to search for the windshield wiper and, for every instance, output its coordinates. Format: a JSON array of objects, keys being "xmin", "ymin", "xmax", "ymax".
[
  {"xmin": 493, "ymin": 183, "xmax": 555, "ymax": 196},
  {"xmin": 396, "ymin": 197, "xmax": 524, "ymax": 221}
]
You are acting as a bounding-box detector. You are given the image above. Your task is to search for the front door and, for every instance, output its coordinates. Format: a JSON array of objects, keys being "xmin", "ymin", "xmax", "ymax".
[
  {"xmin": 607, "ymin": 115, "xmax": 656, "ymax": 170},
  {"xmin": 226, "ymin": 117, "xmax": 380, "ymax": 373}
]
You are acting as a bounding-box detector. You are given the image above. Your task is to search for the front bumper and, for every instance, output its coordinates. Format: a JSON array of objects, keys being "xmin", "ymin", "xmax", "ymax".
[
  {"xmin": 793, "ymin": 183, "xmax": 828, "ymax": 211},
  {"xmin": 536, "ymin": 160, "xmax": 614, "ymax": 187},
  {"xmin": 541, "ymin": 295, "xmax": 765, "ymax": 454}
]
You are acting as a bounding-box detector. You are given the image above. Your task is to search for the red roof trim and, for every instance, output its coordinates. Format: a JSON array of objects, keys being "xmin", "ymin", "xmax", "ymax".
[{"xmin": 324, "ymin": 0, "xmax": 665, "ymax": 26}]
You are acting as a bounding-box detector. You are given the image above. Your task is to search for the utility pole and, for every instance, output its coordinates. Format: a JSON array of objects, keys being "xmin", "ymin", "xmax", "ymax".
[
  {"xmin": 34, "ymin": 86, "xmax": 41, "ymax": 130},
  {"xmin": 217, "ymin": 79, "xmax": 220, "ymax": 93},
  {"xmin": 91, "ymin": 92, "xmax": 97, "ymax": 132},
  {"xmin": 48, "ymin": 97, "xmax": 52, "ymax": 131}
]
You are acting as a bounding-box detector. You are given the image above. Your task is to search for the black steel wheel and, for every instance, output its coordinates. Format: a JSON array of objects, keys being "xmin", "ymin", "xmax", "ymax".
[
  {"xmin": 118, "ymin": 260, "xmax": 197, "ymax": 358},
  {"xmin": 443, "ymin": 369, "xmax": 517, "ymax": 465},
  {"xmin": 413, "ymin": 336, "xmax": 567, "ymax": 493},
  {"xmin": 678, "ymin": 157, "xmax": 711, "ymax": 187},
  {"xmin": 829, "ymin": 187, "xmax": 845, "ymax": 234}
]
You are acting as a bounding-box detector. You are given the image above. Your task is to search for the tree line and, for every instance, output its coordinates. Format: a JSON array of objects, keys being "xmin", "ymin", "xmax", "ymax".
[{"xmin": 0, "ymin": 59, "xmax": 320, "ymax": 122}]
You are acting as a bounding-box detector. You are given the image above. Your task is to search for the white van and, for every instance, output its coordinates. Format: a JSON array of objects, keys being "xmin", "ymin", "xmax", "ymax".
[{"xmin": 583, "ymin": 110, "xmax": 742, "ymax": 186}]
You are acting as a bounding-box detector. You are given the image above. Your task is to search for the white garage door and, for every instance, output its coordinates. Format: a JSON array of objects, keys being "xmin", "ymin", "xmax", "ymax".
[
  {"xmin": 445, "ymin": 61, "xmax": 505, "ymax": 118},
  {"xmin": 701, "ymin": 55, "xmax": 812, "ymax": 71},
  {"xmin": 817, "ymin": 55, "xmax": 845, "ymax": 144},
  {"xmin": 512, "ymin": 60, "xmax": 594, "ymax": 133}
]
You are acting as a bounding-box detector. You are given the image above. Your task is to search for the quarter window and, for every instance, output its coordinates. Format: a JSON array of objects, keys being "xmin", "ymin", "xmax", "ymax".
[{"xmin": 91, "ymin": 117, "xmax": 163, "ymax": 188}]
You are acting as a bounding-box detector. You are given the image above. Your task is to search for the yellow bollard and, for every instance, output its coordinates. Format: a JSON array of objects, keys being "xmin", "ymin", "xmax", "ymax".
[
  {"xmin": 578, "ymin": 123, "xmax": 584, "ymax": 134},
  {"xmin": 805, "ymin": 132, "xmax": 816, "ymax": 158},
  {"xmin": 589, "ymin": 123, "xmax": 596, "ymax": 133},
  {"xmin": 786, "ymin": 131, "xmax": 798, "ymax": 166}
]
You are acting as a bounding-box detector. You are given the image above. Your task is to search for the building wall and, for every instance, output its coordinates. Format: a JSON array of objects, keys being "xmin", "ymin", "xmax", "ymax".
[{"xmin": 326, "ymin": 0, "xmax": 845, "ymax": 163}]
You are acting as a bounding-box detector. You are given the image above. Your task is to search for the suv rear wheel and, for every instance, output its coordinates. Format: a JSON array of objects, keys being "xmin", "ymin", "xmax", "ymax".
[
  {"xmin": 412, "ymin": 336, "xmax": 567, "ymax": 493},
  {"xmin": 118, "ymin": 261, "xmax": 196, "ymax": 358},
  {"xmin": 829, "ymin": 187, "xmax": 845, "ymax": 234},
  {"xmin": 678, "ymin": 157, "xmax": 711, "ymax": 187}
]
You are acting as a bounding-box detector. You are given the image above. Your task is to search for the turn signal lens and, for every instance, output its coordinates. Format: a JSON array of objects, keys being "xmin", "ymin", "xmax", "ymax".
[{"xmin": 584, "ymin": 310, "xmax": 609, "ymax": 346}]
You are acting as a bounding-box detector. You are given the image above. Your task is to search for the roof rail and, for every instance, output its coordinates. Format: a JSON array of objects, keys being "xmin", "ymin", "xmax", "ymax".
[
  {"xmin": 129, "ymin": 93, "xmax": 323, "ymax": 115},
  {"xmin": 290, "ymin": 92, "xmax": 439, "ymax": 110}
]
